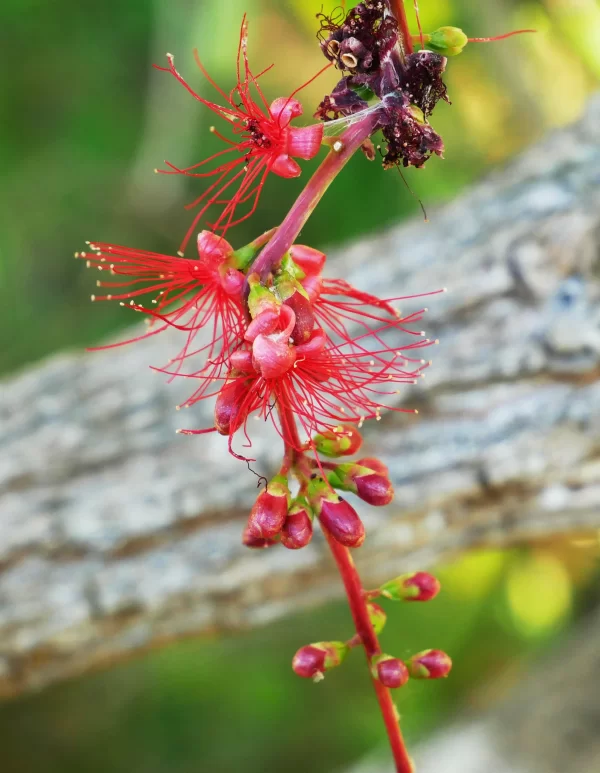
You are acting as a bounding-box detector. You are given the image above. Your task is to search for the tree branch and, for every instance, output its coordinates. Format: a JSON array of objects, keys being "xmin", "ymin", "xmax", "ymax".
[{"xmin": 1, "ymin": 95, "xmax": 600, "ymax": 699}]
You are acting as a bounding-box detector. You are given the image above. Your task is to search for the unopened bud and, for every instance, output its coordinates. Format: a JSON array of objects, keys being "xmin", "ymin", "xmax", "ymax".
[
  {"xmin": 407, "ymin": 649, "xmax": 452, "ymax": 680},
  {"xmin": 214, "ymin": 378, "xmax": 247, "ymax": 435},
  {"xmin": 426, "ymin": 26, "xmax": 468, "ymax": 57},
  {"xmin": 379, "ymin": 572, "xmax": 441, "ymax": 602},
  {"xmin": 292, "ymin": 641, "xmax": 349, "ymax": 680},
  {"xmin": 371, "ymin": 654, "xmax": 410, "ymax": 688},
  {"xmin": 244, "ymin": 475, "xmax": 291, "ymax": 542},
  {"xmin": 281, "ymin": 498, "xmax": 313, "ymax": 549},
  {"xmin": 308, "ymin": 478, "xmax": 365, "ymax": 547},
  {"xmin": 289, "ymin": 244, "xmax": 326, "ymax": 276},
  {"xmin": 329, "ymin": 461, "xmax": 393, "ymax": 507},
  {"xmin": 367, "ymin": 602, "xmax": 387, "ymax": 635},
  {"xmin": 313, "ymin": 425, "xmax": 363, "ymax": 458}
]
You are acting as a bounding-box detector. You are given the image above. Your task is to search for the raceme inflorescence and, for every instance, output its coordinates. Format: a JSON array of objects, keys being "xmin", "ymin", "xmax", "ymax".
[{"xmin": 76, "ymin": 4, "xmax": 531, "ymax": 771}]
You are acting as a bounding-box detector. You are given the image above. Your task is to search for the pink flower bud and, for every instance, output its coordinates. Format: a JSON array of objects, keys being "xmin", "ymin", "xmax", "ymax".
[
  {"xmin": 308, "ymin": 477, "xmax": 365, "ymax": 547},
  {"xmin": 379, "ymin": 572, "xmax": 441, "ymax": 602},
  {"xmin": 244, "ymin": 475, "xmax": 290, "ymax": 542},
  {"xmin": 292, "ymin": 641, "xmax": 349, "ymax": 680},
  {"xmin": 313, "ymin": 425, "xmax": 363, "ymax": 458},
  {"xmin": 197, "ymin": 231, "xmax": 233, "ymax": 271},
  {"xmin": 367, "ymin": 602, "xmax": 387, "ymax": 635},
  {"xmin": 407, "ymin": 649, "xmax": 452, "ymax": 680},
  {"xmin": 354, "ymin": 472, "xmax": 394, "ymax": 506},
  {"xmin": 329, "ymin": 461, "xmax": 393, "ymax": 506},
  {"xmin": 214, "ymin": 378, "xmax": 248, "ymax": 435},
  {"xmin": 281, "ymin": 500, "xmax": 313, "ymax": 550},
  {"xmin": 289, "ymin": 244, "xmax": 326, "ymax": 276},
  {"xmin": 319, "ymin": 497, "xmax": 364, "ymax": 547},
  {"xmin": 371, "ymin": 655, "xmax": 410, "ymax": 689}
]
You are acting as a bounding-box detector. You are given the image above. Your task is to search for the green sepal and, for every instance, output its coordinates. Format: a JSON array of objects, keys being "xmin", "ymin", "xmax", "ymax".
[{"xmin": 280, "ymin": 252, "xmax": 306, "ymax": 281}]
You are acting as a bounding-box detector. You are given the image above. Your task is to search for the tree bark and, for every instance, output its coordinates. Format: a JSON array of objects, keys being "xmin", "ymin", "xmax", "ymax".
[{"xmin": 1, "ymin": 95, "xmax": 600, "ymax": 699}]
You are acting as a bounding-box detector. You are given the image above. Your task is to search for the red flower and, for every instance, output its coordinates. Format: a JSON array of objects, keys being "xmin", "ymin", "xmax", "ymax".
[
  {"xmin": 77, "ymin": 232, "xmax": 245, "ymax": 390},
  {"xmin": 154, "ymin": 17, "xmax": 327, "ymax": 254},
  {"xmin": 176, "ymin": 302, "xmax": 434, "ymax": 460}
]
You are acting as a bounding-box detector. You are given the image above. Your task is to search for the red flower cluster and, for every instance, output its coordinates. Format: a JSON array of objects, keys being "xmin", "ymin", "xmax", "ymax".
[{"xmin": 154, "ymin": 17, "xmax": 326, "ymax": 254}]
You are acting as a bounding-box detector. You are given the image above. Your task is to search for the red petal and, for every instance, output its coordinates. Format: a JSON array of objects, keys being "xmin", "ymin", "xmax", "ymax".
[
  {"xmin": 270, "ymin": 154, "xmax": 302, "ymax": 178},
  {"xmin": 287, "ymin": 124, "xmax": 324, "ymax": 161},
  {"xmin": 269, "ymin": 96, "xmax": 303, "ymax": 127},
  {"xmin": 197, "ymin": 231, "xmax": 233, "ymax": 270}
]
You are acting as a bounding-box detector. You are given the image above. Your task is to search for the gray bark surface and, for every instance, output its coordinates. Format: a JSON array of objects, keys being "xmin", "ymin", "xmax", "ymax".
[{"xmin": 1, "ymin": 95, "xmax": 600, "ymax": 699}]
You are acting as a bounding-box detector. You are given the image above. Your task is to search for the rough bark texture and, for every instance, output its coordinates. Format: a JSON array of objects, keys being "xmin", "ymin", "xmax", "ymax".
[
  {"xmin": 1, "ymin": 96, "xmax": 600, "ymax": 699},
  {"xmin": 350, "ymin": 605, "xmax": 600, "ymax": 773}
]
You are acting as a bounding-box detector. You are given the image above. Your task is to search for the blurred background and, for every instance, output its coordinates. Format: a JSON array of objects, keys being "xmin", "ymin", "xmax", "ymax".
[{"xmin": 1, "ymin": 0, "xmax": 600, "ymax": 771}]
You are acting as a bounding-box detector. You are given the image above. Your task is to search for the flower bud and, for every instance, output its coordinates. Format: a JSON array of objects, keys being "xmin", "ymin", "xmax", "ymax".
[
  {"xmin": 214, "ymin": 378, "xmax": 248, "ymax": 435},
  {"xmin": 244, "ymin": 475, "xmax": 291, "ymax": 542},
  {"xmin": 367, "ymin": 602, "xmax": 387, "ymax": 635},
  {"xmin": 406, "ymin": 649, "xmax": 452, "ymax": 680},
  {"xmin": 289, "ymin": 245, "xmax": 326, "ymax": 276},
  {"xmin": 313, "ymin": 425, "xmax": 363, "ymax": 458},
  {"xmin": 329, "ymin": 462, "xmax": 393, "ymax": 507},
  {"xmin": 379, "ymin": 572, "xmax": 441, "ymax": 602},
  {"xmin": 426, "ymin": 26, "xmax": 468, "ymax": 57},
  {"xmin": 308, "ymin": 478, "xmax": 365, "ymax": 547},
  {"xmin": 281, "ymin": 498, "xmax": 313, "ymax": 550},
  {"xmin": 292, "ymin": 641, "xmax": 349, "ymax": 680},
  {"xmin": 371, "ymin": 654, "xmax": 410, "ymax": 689}
]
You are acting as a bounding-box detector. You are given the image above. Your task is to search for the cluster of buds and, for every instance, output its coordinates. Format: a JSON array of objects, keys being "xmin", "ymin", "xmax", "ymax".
[
  {"xmin": 242, "ymin": 422, "xmax": 398, "ymax": 551},
  {"xmin": 293, "ymin": 572, "xmax": 451, "ymax": 685}
]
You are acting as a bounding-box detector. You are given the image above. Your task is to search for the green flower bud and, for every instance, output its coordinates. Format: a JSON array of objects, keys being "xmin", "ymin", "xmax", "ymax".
[
  {"xmin": 313, "ymin": 425, "xmax": 363, "ymax": 458},
  {"xmin": 426, "ymin": 26, "xmax": 468, "ymax": 57}
]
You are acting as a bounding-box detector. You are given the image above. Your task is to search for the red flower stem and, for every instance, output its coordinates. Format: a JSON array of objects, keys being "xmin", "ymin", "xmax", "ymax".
[
  {"xmin": 324, "ymin": 532, "xmax": 414, "ymax": 773},
  {"xmin": 250, "ymin": 111, "xmax": 380, "ymax": 282},
  {"xmin": 277, "ymin": 405, "xmax": 413, "ymax": 773},
  {"xmin": 389, "ymin": 0, "xmax": 415, "ymax": 57}
]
